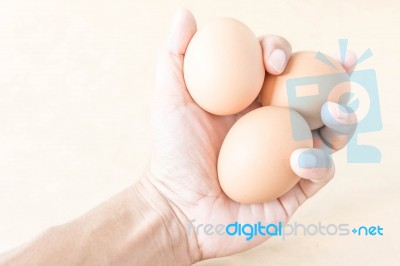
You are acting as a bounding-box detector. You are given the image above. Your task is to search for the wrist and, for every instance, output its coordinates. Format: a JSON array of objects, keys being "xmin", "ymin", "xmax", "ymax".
[{"xmin": 130, "ymin": 177, "xmax": 202, "ymax": 265}]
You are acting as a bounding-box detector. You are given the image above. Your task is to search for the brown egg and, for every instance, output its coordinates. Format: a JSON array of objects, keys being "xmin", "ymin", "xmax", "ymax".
[
  {"xmin": 184, "ymin": 18, "xmax": 265, "ymax": 115},
  {"xmin": 217, "ymin": 106, "xmax": 313, "ymax": 204},
  {"xmin": 260, "ymin": 51, "xmax": 350, "ymax": 130}
]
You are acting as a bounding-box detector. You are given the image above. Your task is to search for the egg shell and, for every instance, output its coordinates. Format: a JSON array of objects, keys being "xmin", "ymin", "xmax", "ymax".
[
  {"xmin": 260, "ymin": 51, "xmax": 350, "ymax": 130},
  {"xmin": 217, "ymin": 106, "xmax": 313, "ymax": 204},
  {"xmin": 184, "ymin": 18, "xmax": 265, "ymax": 115}
]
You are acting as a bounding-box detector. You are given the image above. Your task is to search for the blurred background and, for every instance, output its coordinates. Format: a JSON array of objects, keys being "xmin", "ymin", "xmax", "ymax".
[{"xmin": 0, "ymin": 0, "xmax": 399, "ymax": 265}]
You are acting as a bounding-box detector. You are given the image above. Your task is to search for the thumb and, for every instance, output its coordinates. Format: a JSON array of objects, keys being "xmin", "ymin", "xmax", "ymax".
[
  {"xmin": 167, "ymin": 7, "xmax": 197, "ymax": 56},
  {"xmin": 154, "ymin": 8, "xmax": 197, "ymax": 109}
]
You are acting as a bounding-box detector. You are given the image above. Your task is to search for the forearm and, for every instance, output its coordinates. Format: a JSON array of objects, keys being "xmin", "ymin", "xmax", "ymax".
[{"xmin": 0, "ymin": 178, "xmax": 198, "ymax": 266}]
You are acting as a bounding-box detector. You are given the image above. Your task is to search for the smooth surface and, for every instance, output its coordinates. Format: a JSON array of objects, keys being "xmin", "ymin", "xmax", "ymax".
[
  {"xmin": 260, "ymin": 51, "xmax": 350, "ymax": 130},
  {"xmin": 184, "ymin": 18, "xmax": 264, "ymax": 115},
  {"xmin": 218, "ymin": 106, "xmax": 312, "ymax": 203},
  {"xmin": 0, "ymin": 0, "xmax": 399, "ymax": 265}
]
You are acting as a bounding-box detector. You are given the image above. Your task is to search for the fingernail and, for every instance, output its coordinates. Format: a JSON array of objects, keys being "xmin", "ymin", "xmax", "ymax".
[
  {"xmin": 328, "ymin": 101, "xmax": 349, "ymax": 120},
  {"xmin": 269, "ymin": 49, "xmax": 286, "ymax": 72},
  {"xmin": 321, "ymin": 102, "xmax": 357, "ymax": 135},
  {"xmin": 298, "ymin": 151, "xmax": 319, "ymax": 168},
  {"xmin": 337, "ymin": 104, "xmax": 350, "ymax": 120}
]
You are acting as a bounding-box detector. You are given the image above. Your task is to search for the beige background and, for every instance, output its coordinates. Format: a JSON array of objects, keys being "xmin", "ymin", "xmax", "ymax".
[{"xmin": 0, "ymin": 0, "xmax": 399, "ymax": 265}]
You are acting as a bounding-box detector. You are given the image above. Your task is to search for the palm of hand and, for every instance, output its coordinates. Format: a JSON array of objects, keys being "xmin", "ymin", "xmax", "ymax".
[{"xmin": 148, "ymin": 54, "xmax": 294, "ymax": 259}]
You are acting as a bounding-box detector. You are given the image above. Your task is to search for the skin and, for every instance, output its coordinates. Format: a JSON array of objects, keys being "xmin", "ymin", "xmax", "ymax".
[
  {"xmin": 0, "ymin": 7, "xmax": 358, "ymax": 266},
  {"xmin": 147, "ymin": 7, "xmax": 357, "ymax": 260}
]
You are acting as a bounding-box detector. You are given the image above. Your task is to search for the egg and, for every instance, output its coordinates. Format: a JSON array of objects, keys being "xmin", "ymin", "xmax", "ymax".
[
  {"xmin": 260, "ymin": 51, "xmax": 350, "ymax": 130},
  {"xmin": 184, "ymin": 18, "xmax": 265, "ymax": 115},
  {"xmin": 217, "ymin": 106, "xmax": 313, "ymax": 204}
]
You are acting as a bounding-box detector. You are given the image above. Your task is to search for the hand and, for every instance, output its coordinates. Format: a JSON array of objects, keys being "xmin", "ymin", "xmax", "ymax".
[{"xmin": 143, "ymin": 8, "xmax": 357, "ymax": 262}]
